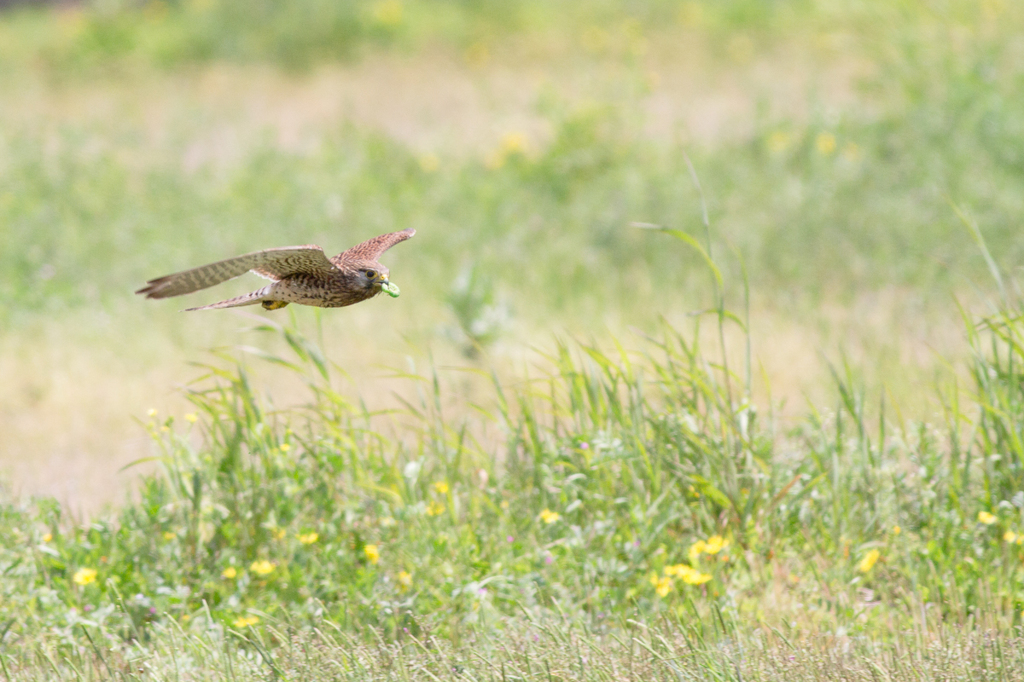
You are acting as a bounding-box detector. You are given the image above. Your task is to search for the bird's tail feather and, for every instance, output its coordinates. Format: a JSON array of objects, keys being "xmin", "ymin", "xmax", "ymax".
[{"xmin": 184, "ymin": 289, "xmax": 269, "ymax": 311}]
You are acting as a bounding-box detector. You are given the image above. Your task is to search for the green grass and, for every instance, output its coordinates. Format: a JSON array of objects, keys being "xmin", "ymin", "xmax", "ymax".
[
  {"xmin": 4, "ymin": 84, "xmax": 1024, "ymax": 327},
  {"xmin": 3, "ymin": 0, "xmax": 1024, "ymax": 676},
  {"xmin": 2, "ymin": 275, "xmax": 1024, "ymax": 676},
  {"xmin": 0, "ymin": 0, "xmax": 869, "ymax": 72},
  {"xmin": 2, "ymin": 0, "xmax": 1024, "ymax": 335}
]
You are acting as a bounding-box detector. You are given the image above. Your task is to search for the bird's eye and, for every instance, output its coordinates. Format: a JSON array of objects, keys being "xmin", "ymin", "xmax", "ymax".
[{"xmin": 365, "ymin": 270, "xmax": 377, "ymax": 279}]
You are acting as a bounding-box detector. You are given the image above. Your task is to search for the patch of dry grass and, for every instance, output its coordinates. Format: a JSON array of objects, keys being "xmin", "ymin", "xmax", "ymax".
[{"xmin": 4, "ymin": 612, "xmax": 1023, "ymax": 680}]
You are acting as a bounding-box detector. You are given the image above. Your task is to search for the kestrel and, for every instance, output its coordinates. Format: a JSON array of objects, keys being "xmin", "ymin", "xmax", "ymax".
[{"xmin": 137, "ymin": 228, "xmax": 414, "ymax": 311}]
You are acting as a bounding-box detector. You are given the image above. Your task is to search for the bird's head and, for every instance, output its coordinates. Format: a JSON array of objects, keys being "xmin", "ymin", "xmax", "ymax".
[{"xmin": 353, "ymin": 262, "xmax": 390, "ymax": 292}]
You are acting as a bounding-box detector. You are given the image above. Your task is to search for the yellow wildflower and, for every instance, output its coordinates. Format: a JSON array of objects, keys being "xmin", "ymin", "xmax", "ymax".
[
  {"xmin": 185, "ymin": 413, "xmax": 198, "ymax": 423},
  {"xmin": 398, "ymin": 570, "xmax": 413, "ymax": 591},
  {"xmin": 380, "ymin": 517, "xmax": 397, "ymax": 527},
  {"xmin": 816, "ymin": 132, "xmax": 837, "ymax": 155},
  {"xmin": 500, "ymin": 132, "xmax": 525, "ymax": 155},
  {"xmin": 858, "ymin": 549, "xmax": 881, "ymax": 573},
  {"xmin": 147, "ymin": 408, "xmax": 157, "ymax": 417},
  {"xmin": 892, "ymin": 525, "xmax": 901, "ymax": 535},
  {"xmin": 433, "ymin": 481, "xmax": 449, "ymax": 495},
  {"xmin": 486, "ymin": 132, "xmax": 528, "ymax": 169},
  {"xmin": 653, "ymin": 575, "xmax": 672, "ymax": 597},
  {"xmin": 539, "ymin": 509, "xmax": 560, "ymax": 524},
  {"xmin": 299, "ymin": 532, "xmax": 319, "ymax": 545},
  {"xmin": 426, "ymin": 500, "xmax": 445, "ymax": 516},
  {"xmin": 664, "ymin": 564, "xmax": 711, "ymax": 585},
  {"xmin": 681, "ymin": 567, "xmax": 712, "ymax": 585},
  {"xmin": 279, "ymin": 443, "xmax": 291, "ymax": 453},
  {"xmin": 273, "ymin": 528, "xmax": 286, "ymax": 540},
  {"xmin": 73, "ymin": 568, "xmax": 97, "ymax": 586},
  {"xmin": 233, "ymin": 615, "xmax": 260, "ymax": 628},
  {"xmin": 250, "ymin": 560, "xmax": 276, "ymax": 576},
  {"xmin": 42, "ymin": 533, "xmax": 52, "ymax": 543},
  {"xmin": 767, "ymin": 131, "xmax": 791, "ymax": 153},
  {"xmin": 978, "ymin": 511, "xmax": 997, "ymax": 525},
  {"xmin": 222, "ymin": 566, "xmax": 237, "ymax": 579},
  {"xmin": 372, "ymin": 0, "xmax": 403, "ymax": 26},
  {"xmin": 1004, "ymin": 531, "xmax": 1018, "ymax": 543},
  {"xmin": 704, "ymin": 535, "xmax": 729, "ymax": 555},
  {"xmin": 364, "ymin": 544, "xmax": 380, "ymax": 565},
  {"xmin": 163, "ymin": 531, "xmax": 176, "ymax": 541},
  {"xmin": 688, "ymin": 540, "xmax": 707, "ymax": 563},
  {"xmin": 419, "ymin": 154, "xmax": 439, "ymax": 173}
]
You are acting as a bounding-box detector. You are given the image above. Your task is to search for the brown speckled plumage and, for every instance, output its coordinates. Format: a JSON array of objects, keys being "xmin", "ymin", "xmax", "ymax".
[{"xmin": 136, "ymin": 229, "xmax": 414, "ymax": 311}]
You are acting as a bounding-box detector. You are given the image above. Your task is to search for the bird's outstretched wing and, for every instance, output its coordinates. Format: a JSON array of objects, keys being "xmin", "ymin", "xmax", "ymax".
[
  {"xmin": 136, "ymin": 245, "xmax": 336, "ymax": 299},
  {"xmin": 335, "ymin": 228, "xmax": 416, "ymax": 264}
]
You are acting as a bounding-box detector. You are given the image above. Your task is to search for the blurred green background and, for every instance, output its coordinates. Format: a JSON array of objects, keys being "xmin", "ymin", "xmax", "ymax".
[{"xmin": 1, "ymin": 0, "xmax": 1022, "ymax": 511}]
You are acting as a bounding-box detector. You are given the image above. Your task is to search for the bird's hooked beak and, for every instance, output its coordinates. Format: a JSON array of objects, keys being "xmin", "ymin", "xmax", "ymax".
[{"xmin": 377, "ymin": 272, "xmax": 401, "ymax": 298}]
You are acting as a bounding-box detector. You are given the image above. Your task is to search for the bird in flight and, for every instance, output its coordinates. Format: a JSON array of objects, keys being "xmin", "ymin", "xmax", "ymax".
[{"xmin": 137, "ymin": 228, "xmax": 415, "ymax": 311}]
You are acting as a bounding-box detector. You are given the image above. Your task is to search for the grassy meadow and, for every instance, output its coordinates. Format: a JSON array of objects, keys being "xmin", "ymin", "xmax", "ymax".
[{"xmin": 2, "ymin": 0, "xmax": 1024, "ymax": 677}]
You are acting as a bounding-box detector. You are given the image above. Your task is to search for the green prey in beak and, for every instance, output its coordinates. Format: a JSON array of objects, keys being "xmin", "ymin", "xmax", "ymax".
[{"xmin": 380, "ymin": 280, "xmax": 400, "ymax": 298}]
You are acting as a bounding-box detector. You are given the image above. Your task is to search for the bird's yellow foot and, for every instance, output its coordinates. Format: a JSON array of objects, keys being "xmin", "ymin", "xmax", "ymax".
[{"xmin": 262, "ymin": 300, "xmax": 290, "ymax": 310}]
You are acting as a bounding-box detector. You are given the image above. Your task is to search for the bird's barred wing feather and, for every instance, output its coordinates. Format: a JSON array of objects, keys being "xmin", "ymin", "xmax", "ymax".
[
  {"xmin": 335, "ymin": 228, "xmax": 415, "ymax": 264},
  {"xmin": 136, "ymin": 246, "xmax": 336, "ymax": 299}
]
